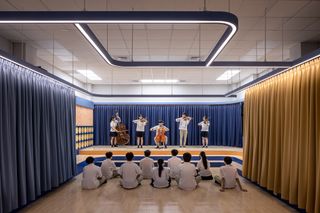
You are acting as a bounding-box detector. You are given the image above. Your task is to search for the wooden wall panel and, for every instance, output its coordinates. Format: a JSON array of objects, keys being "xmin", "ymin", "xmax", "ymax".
[{"xmin": 76, "ymin": 105, "xmax": 93, "ymax": 126}]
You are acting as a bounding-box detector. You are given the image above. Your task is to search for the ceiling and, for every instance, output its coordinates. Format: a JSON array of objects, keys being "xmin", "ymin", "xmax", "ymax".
[{"xmin": 0, "ymin": 0, "xmax": 319, "ymax": 87}]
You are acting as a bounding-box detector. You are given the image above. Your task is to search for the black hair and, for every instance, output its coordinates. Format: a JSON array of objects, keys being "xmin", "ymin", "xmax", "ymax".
[
  {"xmin": 138, "ymin": 114, "xmax": 143, "ymax": 118},
  {"xmin": 105, "ymin": 152, "xmax": 113, "ymax": 159},
  {"xmin": 182, "ymin": 112, "xmax": 187, "ymax": 116},
  {"xmin": 224, "ymin": 156, "xmax": 232, "ymax": 165},
  {"xmin": 183, "ymin": 152, "xmax": 192, "ymax": 162},
  {"xmin": 126, "ymin": 152, "xmax": 134, "ymax": 161},
  {"xmin": 158, "ymin": 120, "xmax": 164, "ymax": 124},
  {"xmin": 203, "ymin": 115, "xmax": 208, "ymax": 120},
  {"xmin": 200, "ymin": 151, "xmax": 208, "ymax": 169},
  {"xmin": 110, "ymin": 116, "xmax": 115, "ymax": 122},
  {"xmin": 171, "ymin": 149, "xmax": 179, "ymax": 156},
  {"xmin": 158, "ymin": 159, "xmax": 164, "ymax": 177},
  {"xmin": 144, "ymin": 150, "xmax": 151, "ymax": 157},
  {"xmin": 86, "ymin": 156, "xmax": 94, "ymax": 164}
]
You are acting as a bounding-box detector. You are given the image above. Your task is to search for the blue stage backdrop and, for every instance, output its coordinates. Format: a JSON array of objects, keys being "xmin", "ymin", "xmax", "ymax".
[{"xmin": 94, "ymin": 103, "xmax": 243, "ymax": 147}]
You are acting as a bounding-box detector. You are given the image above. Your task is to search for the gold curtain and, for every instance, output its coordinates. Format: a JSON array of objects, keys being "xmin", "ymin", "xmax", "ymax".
[{"xmin": 243, "ymin": 57, "xmax": 320, "ymax": 213}]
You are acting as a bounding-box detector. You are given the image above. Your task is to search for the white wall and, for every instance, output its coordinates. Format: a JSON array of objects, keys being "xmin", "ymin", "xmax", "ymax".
[{"xmin": 91, "ymin": 84, "xmax": 229, "ymax": 95}]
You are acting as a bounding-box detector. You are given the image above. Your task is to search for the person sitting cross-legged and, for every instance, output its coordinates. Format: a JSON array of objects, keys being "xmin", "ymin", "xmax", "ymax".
[
  {"xmin": 214, "ymin": 156, "xmax": 247, "ymax": 192},
  {"xmin": 82, "ymin": 156, "xmax": 107, "ymax": 190},
  {"xmin": 119, "ymin": 152, "xmax": 143, "ymax": 189}
]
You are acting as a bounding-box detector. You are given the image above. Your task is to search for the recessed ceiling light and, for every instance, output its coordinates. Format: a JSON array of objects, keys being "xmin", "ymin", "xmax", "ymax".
[
  {"xmin": 216, "ymin": 70, "xmax": 240, "ymax": 81},
  {"xmin": 77, "ymin": 69, "xmax": 102, "ymax": 80},
  {"xmin": 140, "ymin": 79, "xmax": 179, "ymax": 84}
]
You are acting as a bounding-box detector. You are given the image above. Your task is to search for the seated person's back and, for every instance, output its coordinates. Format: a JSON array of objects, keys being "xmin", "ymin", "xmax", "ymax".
[
  {"xmin": 197, "ymin": 151, "xmax": 213, "ymax": 180},
  {"xmin": 82, "ymin": 157, "xmax": 106, "ymax": 189},
  {"xmin": 167, "ymin": 149, "xmax": 182, "ymax": 178},
  {"xmin": 151, "ymin": 159, "xmax": 170, "ymax": 188},
  {"xmin": 119, "ymin": 152, "xmax": 142, "ymax": 189},
  {"xmin": 177, "ymin": 152, "xmax": 199, "ymax": 190},
  {"xmin": 140, "ymin": 150, "xmax": 154, "ymax": 179},
  {"xmin": 220, "ymin": 164, "xmax": 238, "ymax": 188},
  {"xmin": 101, "ymin": 151, "xmax": 118, "ymax": 179}
]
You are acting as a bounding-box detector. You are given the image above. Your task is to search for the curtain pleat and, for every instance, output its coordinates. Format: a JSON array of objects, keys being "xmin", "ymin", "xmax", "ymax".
[
  {"xmin": 0, "ymin": 58, "xmax": 76, "ymax": 213},
  {"xmin": 94, "ymin": 103, "xmax": 243, "ymax": 147},
  {"xmin": 243, "ymin": 57, "xmax": 320, "ymax": 213}
]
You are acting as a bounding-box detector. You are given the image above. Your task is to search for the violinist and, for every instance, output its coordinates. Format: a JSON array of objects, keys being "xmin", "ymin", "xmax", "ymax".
[
  {"xmin": 150, "ymin": 120, "xmax": 169, "ymax": 149},
  {"xmin": 132, "ymin": 114, "xmax": 148, "ymax": 148},
  {"xmin": 176, "ymin": 112, "xmax": 192, "ymax": 148},
  {"xmin": 198, "ymin": 116, "xmax": 210, "ymax": 148},
  {"xmin": 110, "ymin": 116, "xmax": 119, "ymax": 147}
]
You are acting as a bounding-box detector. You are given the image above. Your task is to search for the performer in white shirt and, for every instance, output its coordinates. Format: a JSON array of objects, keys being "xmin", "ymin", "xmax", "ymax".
[
  {"xmin": 82, "ymin": 157, "xmax": 106, "ymax": 190},
  {"xmin": 110, "ymin": 116, "xmax": 119, "ymax": 147},
  {"xmin": 176, "ymin": 113, "xmax": 192, "ymax": 147},
  {"xmin": 176, "ymin": 152, "xmax": 201, "ymax": 190},
  {"xmin": 101, "ymin": 151, "xmax": 118, "ymax": 179},
  {"xmin": 198, "ymin": 116, "xmax": 210, "ymax": 148},
  {"xmin": 151, "ymin": 159, "xmax": 171, "ymax": 188},
  {"xmin": 119, "ymin": 152, "xmax": 143, "ymax": 189},
  {"xmin": 133, "ymin": 114, "xmax": 148, "ymax": 148},
  {"xmin": 214, "ymin": 156, "xmax": 247, "ymax": 192},
  {"xmin": 150, "ymin": 120, "xmax": 169, "ymax": 149},
  {"xmin": 197, "ymin": 151, "xmax": 213, "ymax": 180},
  {"xmin": 167, "ymin": 149, "xmax": 182, "ymax": 179},
  {"xmin": 139, "ymin": 150, "xmax": 154, "ymax": 179}
]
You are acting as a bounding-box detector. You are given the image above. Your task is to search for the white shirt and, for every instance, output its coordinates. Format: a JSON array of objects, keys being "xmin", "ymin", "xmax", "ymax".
[
  {"xmin": 82, "ymin": 164, "xmax": 103, "ymax": 190},
  {"xmin": 197, "ymin": 160, "xmax": 212, "ymax": 177},
  {"xmin": 101, "ymin": 158, "xmax": 117, "ymax": 179},
  {"xmin": 198, "ymin": 121, "xmax": 210, "ymax": 132},
  {"xmin": 176, "ymin": 118, "xmax": 190, "ymax": 130},
  {"xmin": 177, "ymin": 162, "xmax": 198, "ymax": 190},
  {"xmin": 133, "ymin": 119, "xmax": 147, "ymax": 132},
  {"xmin": 119, "ymin": 161, "xmax": 142, "ymax": 189},
  {"xmin": 110, "ymin": 120, "xmax": 117, "ymax": 132},
  {"xmin": 220, "ymin": 165, "xmax": 239, "ymax": 189},
  {"xmin": 152, "ymin": 167, "xmax": 170, "ymax": 188},
  {"xmin": 150, "ymin": 125, "xmax": 169, "ymax": 131},
  {"xmin": 140, "ymin": 157, "xmax": 154, "ymax": 179},
  {"xmin": 167, "ymin": 156, "xmax": 182, "ymax": 178}
]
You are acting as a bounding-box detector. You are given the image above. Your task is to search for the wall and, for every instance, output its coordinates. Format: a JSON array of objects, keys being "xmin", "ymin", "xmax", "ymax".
[{"xmin": 76, "ymin": 105, "xmax": 93, "ymax": 126}]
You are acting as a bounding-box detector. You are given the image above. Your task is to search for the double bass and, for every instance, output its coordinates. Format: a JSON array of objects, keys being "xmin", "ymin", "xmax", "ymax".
[{"xmin": 115, "ymin": 114, "xmax": 130, "ymax": 145}]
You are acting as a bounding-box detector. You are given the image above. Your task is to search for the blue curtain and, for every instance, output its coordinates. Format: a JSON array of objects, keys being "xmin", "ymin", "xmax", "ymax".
[
  {"xmin": 0, "ymin": 58, "xmax": 76, "ymax": 213},
  {"xmin": 94, "ymin": 103, "xmax": 242, "ymax": 147}
]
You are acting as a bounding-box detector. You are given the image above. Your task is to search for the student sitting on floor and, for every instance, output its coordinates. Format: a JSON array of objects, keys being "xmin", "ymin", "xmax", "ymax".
[
  {"xmin": 101, "ymin": 151, "xmax": 118, "ymax": 179},
  {"xmin": 140, "ymin": 150, "xmax": 154, "ymax": 179},
  {"xmin": 176, "ymin": 152, "xmax": 201, "ymax": 190},
  {"xmin": 119, "ymin": 152, "xmax": 143, "ymax": 189},
  {"xmin": 214, "ymin": 156, "xmax": 247, "ymax": 192},
  {"xmin": 82, "ymin": 156, "xmax": 106, "ymax": 190},
  {"xmin": 197, "ymin": 151, "xmax": 213, "ymax": 180},
  {"xmin": 167, "ymin": 149, "xmax": 182, "ymax": 179},
  {"xmin": 151, "ymin": 159, "xmax": 171, "ymax": 188}
]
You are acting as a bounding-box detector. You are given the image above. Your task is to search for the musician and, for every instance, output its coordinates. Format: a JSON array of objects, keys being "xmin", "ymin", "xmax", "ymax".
[
  {"xmin": 150, "ymin": 120, "xmax": 169, "ymax": 149},
  {"xmin": 176, "ymin": 113, "xmax": 192, "ymax": 148},
  {"xmin": 115, "ymin": 112, "xmax": 122, "ymax": 123},
  {"xmin": 198, "ymin": 116, "xmax": 210, "ymax": 148},
  {"xmin": 132, "ymin": 114, "xmax": 148, "ymax": 148},
  {"xmin": 110, "ymin": 116, "xmax": 118, "ymax": 147}
]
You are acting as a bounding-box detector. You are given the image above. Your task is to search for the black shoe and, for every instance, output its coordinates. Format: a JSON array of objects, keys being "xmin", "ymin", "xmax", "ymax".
[
  {"xmin": 202, "ymin": 146, "xmax": 205, "ymax": 148},
  {"xmin": 141, "ymin": 146, "xmax": 143, "ymax": 148},
  {"xmin": 165, "ymin": 145, "xmax": 167, "ymax": 148},
  {"xmin": 115, "ymin": 145, "xmax": 118, "ymax": 147},
  {"xmin": 179, "ymin": 146, "xmax": 182, "ymax": 148},
  {"xmin": 111, "ymin": 145, "xmax": 114, "ymax": 148},
  {"xmin": 206, "ymin": 146, "xmax": 208, "ymax": 148},
  {"xmin": 156, "ymin": 146, "xmax": 160, "ymax": 149},
  {"xmin": 137, "ymin": 146, "xmax": 140, "ymax": 148}
]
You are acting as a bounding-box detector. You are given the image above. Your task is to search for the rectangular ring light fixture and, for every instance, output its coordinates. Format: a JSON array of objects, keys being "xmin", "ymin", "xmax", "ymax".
[{"xmin": 0, "ymin": 11, "xmax": 238, "ymax": 67}]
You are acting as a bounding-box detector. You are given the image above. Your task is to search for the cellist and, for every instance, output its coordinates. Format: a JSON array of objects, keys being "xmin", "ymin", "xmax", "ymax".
[{"xmin": 150, "ymin": 120, "xmax": 169, "ymax": 149}]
